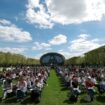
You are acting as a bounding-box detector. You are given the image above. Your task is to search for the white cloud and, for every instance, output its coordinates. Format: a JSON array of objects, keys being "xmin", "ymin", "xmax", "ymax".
[
  {"xmin": 33, "ymin": 34, "xmax": 103, "ymax": 59},
  {"xmin": 58, "ymin": 50, "xmax": 70, "ymax": 59},
  {"xmin": 26, "ymin": 0, "xmax": 105, "ymax": 28},
  {"xmin": 32, "ymin": 34, "xmax": 67, "ymax": 51},
  {"xmin": 57, "ymin": 34, "xmax": 103, "ymax": 59},
  {"xmin": 26, "ymin": 0, "xmax": 53, "ymax": 28},
  {"xmin": 0, "ymin": 19, "xmax": 11, "ymax": 25},
  {"xmin": 0, "ymin": 47, "xmax": 26, "ymax": 54},
  {"xmin": 34, "ymin": 51, "xmax": 50, "ymax": 59},
  {"xmin": 49, "ymin": 34, "xmax": 67, "ymax": 45},
  {"xmin": 32, "ymin": 42, "xmax": 51, "ymax": 50},
  {"xmin": 0, "ymin": 19, "xmax": 32, "ymax": 42},
  {"xmin": 47, "ymin": 0, "xmax": 105, "ymax": 24},
  {"xmin": 68, "ymin": 34, "xmax": 102, "ymax": 57},
  {"xmin": 32, "ymin": 34, "xmax": 102, "ymax": 59}
]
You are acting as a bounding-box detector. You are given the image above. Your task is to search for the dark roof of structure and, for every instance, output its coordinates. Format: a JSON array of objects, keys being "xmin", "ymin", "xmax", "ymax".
[{"xmin": 40, "ymin": 52, "xmax": 65, "ymax": 65}]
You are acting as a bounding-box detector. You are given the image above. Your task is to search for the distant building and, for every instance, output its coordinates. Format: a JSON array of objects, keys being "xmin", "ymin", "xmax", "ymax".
[{"xmin": 40, "ymin": 52, "xmax": 65, "ymax": 66}]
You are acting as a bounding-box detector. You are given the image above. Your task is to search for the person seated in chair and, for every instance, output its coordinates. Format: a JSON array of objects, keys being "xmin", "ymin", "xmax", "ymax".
[
  {"xmin": 69, "ymin": 75, "xmax": 81, "ymax": 102},
  {"xmin": 98, "ymin": 77, "xmax": 105, "ymax": 94},
  {"xmin": 85, "ymin": 76, "xmax": 95, "ymax": 102},
  {"xmin": 2, "ymin": 73, "xmax": 13, "ymax": 100},
  {"xmin": 71, "ymin": 75, "xmax": 81, "ymax": 94},
  {"xmin": 16, "ymin": 76, "xmax": 27, "ymax": 102}
]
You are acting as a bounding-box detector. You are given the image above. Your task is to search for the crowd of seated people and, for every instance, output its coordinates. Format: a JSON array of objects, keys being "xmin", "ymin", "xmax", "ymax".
[
  {"xmin": 0, "ymin": 66, "xmax": 50, "ymax": 103},
  {"xmin": 56, "ymin": 65, "xmax": 105, "ymax": 103},
  {"xmin": 1, "ymin": 65, "xmax": 105, "ymax": 103}
]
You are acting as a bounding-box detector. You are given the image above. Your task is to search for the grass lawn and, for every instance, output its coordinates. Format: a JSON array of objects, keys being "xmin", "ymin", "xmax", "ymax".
[{"xmin": 0, "ymin": 70, "xmax": 105, "ymax": 105}]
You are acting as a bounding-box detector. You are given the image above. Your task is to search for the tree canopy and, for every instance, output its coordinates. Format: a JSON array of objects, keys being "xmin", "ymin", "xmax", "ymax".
[
  {"xmin": 65, "ymin": 45, "xmax": 105, "ymax": 66},
  {"xmin": 0, "ymin": 52, "xmax": 39, "ymax": 66}
]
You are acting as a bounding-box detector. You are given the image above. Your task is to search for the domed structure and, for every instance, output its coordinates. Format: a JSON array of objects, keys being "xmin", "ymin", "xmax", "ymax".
[{"xmin": 40, "ymin": 52, "xmax": 65, "ymax": 66}]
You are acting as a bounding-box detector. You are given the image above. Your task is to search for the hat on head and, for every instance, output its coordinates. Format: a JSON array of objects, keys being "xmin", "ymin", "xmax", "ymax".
[{"xmin": 87, "ymin": 76, "xmax": 91, "ymax": 79}]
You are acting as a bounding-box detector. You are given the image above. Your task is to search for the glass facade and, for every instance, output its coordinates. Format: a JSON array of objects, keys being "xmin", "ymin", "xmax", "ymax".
[{"xmin": 40, "ymin": 52, "xmax": 65, "ymax": 65}]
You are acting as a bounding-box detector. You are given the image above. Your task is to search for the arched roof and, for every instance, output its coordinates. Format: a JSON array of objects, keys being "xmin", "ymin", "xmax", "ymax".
[{"xmin": 40, "ymin": 52, "xmax": 65, "ymax": 65}]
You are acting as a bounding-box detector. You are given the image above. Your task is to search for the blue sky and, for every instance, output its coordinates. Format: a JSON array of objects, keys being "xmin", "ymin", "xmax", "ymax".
[{"xmin": 0, "ymin": 0, "xmax": 105, "ymax": 59}]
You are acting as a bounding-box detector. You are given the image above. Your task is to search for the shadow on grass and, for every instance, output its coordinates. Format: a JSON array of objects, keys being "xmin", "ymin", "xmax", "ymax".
[
  {"xmin": 96, "ymin": 95, "xmax": 105, "ymax": 103},
  {"xmin": 58, "ymin": 76, "xmax": 70, "ymax": 91},
  {"xmin": 1, "ymin": 95, "xmax": 40, "ymax": 105},
  {"xmin": 63, "ymin": 99, "xmax": 79, "ymax": 104},
  {"xmin": 80, "ymin": 98, "xmax": 88, "ymax": 103},
  {"xmin": 21, "ymin": 96, "xmax": 33, "ymax": 105},
  {"xmin": 0, "ymin": 97, "xmax": 2, "ymax": 103},
  {"xmin": 60, "ymin": 81, "xmax": 66, "ymax": 86},
  {"xmin": 63, "ymin": 99, "xmax": 72, "ymax": 104},
  {"xmin": 2, "ymin": 96, "xmax": 17, "ymax": 104},
  {"xmin": 0, "ymin": 92, "xmax": 17, "ymax": 103},
  {"xmin": 20, "ymin": 96, "xmax": 40, "ymax": 105},
  {"xmin": 61, "ymin": 87, "xmax": 69, "ymax": 91}
]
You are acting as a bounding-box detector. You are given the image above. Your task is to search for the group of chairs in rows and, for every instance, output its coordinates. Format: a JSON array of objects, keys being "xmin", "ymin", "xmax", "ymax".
[
  {"xmin": 56, "ymin": 66, "xmax": 105, "ymax": 103},
  {"xmin": 0, "ymin": 66, "xmax": 50, "ymax": 103},
  {"xmin": 2, "ymin": 83, "xmax": 42, "ymax": 103}
]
